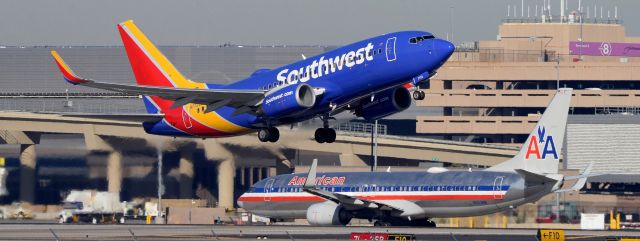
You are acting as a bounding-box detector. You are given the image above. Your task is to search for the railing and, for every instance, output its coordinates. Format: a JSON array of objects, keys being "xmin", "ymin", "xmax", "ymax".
[
  {"xmin": 595, "ymin": 106, "xmax": 640, "ymax": 115},
  {"xmin": 334, "ymin": 122, "xmax": 387, "ymax": 136},
  {"xmin": 0, "ymin": 100, "xmax": 146, "ymax": 114},
  {"xmin": 450, "ymin": 50, "xmax": 640, "ymax": 63},
  {"xmin": 502, "ymin": 17, "xmax": 622, "ymax": 25}
]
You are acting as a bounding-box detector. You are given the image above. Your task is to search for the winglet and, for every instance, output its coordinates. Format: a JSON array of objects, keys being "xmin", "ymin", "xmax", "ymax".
[
  {"xmin": 303, "ymin": 159, "xmax": 318, "ymax": 189},
  {"xmin": 50, "ymin": 50, "xmax": 89, "ymax": 85}
]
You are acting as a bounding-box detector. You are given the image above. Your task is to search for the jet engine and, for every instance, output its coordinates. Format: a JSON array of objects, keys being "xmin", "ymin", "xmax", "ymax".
[
  {"xmin": 355, "ymin": 87, "xmax": 412, "ymax": 120},
  {"xmin": 262, "ymin": 84, "xmax": 316, "ymax": 118},
  {"xmin": 306, "ymin": 201, "xmax": 352, "ymax": 226}
]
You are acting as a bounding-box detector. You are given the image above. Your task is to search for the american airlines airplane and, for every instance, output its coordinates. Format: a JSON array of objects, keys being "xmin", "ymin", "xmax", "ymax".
[
  {"xmin": 238, "ymin": 89, "xmax": 595, "ymax": 226},
  {"xmin": 51, "ymin": 20, "xmax": 454, "ymax": 143}
]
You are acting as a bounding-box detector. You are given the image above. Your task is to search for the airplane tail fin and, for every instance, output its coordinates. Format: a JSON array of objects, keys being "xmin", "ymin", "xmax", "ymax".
[
  {"xmin": 487, "ymin": 88, "xmax": 573, "ymax": 174},
  {"xmin": 117, "ymin": 20, "xmax": 207, "ymax": 113}
]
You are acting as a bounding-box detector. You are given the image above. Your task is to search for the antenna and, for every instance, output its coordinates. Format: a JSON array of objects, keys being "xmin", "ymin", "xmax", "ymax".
[
  {"xmin": 578, "ymin": 0, "xmax": 581, "ymax": 14},
  {"xmin": 521, "ymin": 0, "xmax": 524, "ymax": 18},
  {"xmin": 560, "ymin": 0, "xmax": 565, "ymax": 23},
  {"xmin": 615, "ymin": 6, "xmax": 618, "ymax": 19},
  {"xmin": 600, "ymin": 6, "xmax": 603, "ymax": 19},
  {"xmin": 535, "ymin": 5, "xmax": 538, "ymax": 17},
  {"xmin": 587, "ymin": 5, "xmax": 589, "ymax": 19},
  {"xmin": 508, "ymin": 4, "xmax": 511, "ymax": 17},
  {"xmin": 548, "ymin": 0, "xmax": 552, "ymax": 20},
  {"xmin": 528, "ymin": 5, "xmax": 530, "ymax": 18}
]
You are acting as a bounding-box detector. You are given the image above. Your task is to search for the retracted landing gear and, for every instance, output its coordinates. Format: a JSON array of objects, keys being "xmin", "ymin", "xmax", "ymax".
[
  {"xmin": 412, "ymin": 90, "xmax": 425, "ymax": 100},
  {"xmin": 258, "ymin": 127, "xmax": 279, "ymax": 143},
  {"xmin": 314, "ymin": 114, "xmax": 336, "ymax": 143}
]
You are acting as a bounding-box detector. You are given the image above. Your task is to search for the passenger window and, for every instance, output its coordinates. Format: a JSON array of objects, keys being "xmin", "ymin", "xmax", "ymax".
[{"xmin": 378, "ymin": 48, "xmax": 382, "ymax": 54}]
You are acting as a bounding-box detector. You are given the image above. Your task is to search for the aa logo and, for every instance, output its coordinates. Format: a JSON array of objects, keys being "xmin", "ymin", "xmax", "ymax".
[{"xmin": 525, "ymin": 126, "xmax": 558, "ymax": 160}]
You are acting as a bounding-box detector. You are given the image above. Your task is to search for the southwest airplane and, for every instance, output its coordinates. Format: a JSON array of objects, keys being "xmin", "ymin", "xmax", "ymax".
[
  {"xmin": 238, "ymin": 89, "xmax": 595, "ymax": 226},
  {"xmin": 51, "ymin": 20, "xmax": 454, "ymax": 143}
]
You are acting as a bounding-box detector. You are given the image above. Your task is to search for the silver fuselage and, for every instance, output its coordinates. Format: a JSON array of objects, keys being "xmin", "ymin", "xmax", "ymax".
[{"xmin": 237, "ymin": 170, "xmax": 557, "ymax": 219}]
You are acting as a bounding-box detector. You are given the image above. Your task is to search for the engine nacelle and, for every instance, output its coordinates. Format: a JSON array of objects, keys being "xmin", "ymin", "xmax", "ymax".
[
  {"xmin": 355, "ymin": 87, "xmax": 412, "ymax": 120},
  {"xmin": 262, "ymin": 84, "xmax": 316, "ymax": 118},
  {"xmin": 306, "ymin": 201, "xmax": 351, "ymax": 226}
]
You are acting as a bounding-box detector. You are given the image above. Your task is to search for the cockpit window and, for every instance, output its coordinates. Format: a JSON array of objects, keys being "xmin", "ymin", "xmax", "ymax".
[{"xmin": 409, "ymin": 35, "xmax": 435, "ymax": 44}]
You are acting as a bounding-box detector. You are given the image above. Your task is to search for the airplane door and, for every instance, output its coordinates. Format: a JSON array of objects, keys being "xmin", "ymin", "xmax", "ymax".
[
  {"xmin": 385, "ymin": 37, "xmax": 397, "ymax": 62},
  {"xmin": 264, "ymin": 179, "xmax": 275, "ymax": 202},
  {"xmin": 181, "ymin": 105, "xmax": 193, "ymax": 129},
  {"xmin": 493, "ymin": 176, "xmax": 504, "ymax": 199}
]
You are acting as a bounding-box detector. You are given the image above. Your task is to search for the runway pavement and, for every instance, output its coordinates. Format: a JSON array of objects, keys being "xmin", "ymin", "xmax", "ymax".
[{"xmin": 0, "ymin": 224, "xmax": 639, "ymax": 240}]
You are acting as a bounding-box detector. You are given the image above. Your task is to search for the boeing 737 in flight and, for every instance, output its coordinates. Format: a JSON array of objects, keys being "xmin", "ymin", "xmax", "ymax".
[
  {"xmin": 51, "ymin": 20, "xmax": 454, "ymax": 143},
  {"xmin": 238, "ymin": 89, "xmax": 596, "ymax": 226}
]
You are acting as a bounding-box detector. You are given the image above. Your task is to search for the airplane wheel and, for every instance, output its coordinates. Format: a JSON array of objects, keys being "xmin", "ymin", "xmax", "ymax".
[
  {"xmin": 258, "ymin": 129, "xmax": 270, "ymax": 142},
  {"xmin": 413, "ymin": 90, "xmax": 425, "ymax": 100},
  {"xmin": 315, "ymin": 128, "xmax": 336, "ymax": 143},
  {"xmin": 325, "ymin": 128, "xmax": 336, "ymax": 143},
  {"xmin": 267, "ymin": 127, "xmax": 279, "ymax": 142},
  {"xmin": 314, "ymin": 128, "xmax": 326, "ymax": 143}
]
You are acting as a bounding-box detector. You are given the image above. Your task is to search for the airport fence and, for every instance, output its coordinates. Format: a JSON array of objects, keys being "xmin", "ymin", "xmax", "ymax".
[{"xmin": 334, "ymin": 122, "xmax": 387, "ymax": 136}]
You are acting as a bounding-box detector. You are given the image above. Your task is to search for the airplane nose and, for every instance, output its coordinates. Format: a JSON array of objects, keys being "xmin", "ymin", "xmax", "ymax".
[
  {"xmin": 434, "ymin": 39, "xmax": 455, "ymax": 59},
  {"xmin": 237, "ymin": 196, "xmax": 244, "ymax": 208}
]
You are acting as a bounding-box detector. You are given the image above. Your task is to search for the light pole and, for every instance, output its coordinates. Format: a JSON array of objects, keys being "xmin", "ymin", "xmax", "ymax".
[
  {"xmin": 156, "ymin": 149, "xmax": 164, "ymax": 224},
  {"xmin": 370, "ymin": 120, "xmax": 378, "ymax": 172},
  {"xmin": 556, "ymin": 57, "xmax": 560, "ymax": 90}
]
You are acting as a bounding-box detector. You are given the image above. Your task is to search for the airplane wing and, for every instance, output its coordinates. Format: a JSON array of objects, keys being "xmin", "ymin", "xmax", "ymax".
[
  {"xmin": 38, "ymin": 112, "xmax": 165, "ymax": 123},
  {"xmin": 51, "ymin": 51, "xmax": 265, "ymax": 112},
  {"xmin": 302, "ymin": 159, "xmax": 404, "ymax": 213}
]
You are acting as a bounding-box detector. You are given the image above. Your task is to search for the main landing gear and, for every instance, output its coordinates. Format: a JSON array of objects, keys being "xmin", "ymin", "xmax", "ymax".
[
  {"xmin": 412, "ymin": 90, "xmax": 425, "ymax": 100},
  {"xmin": 314, "ymin": 127, "xmax": 336, "ymax": 143},
  {"xmin": 314, "ymin": 114, "xmax": 336, "ymax": 143},
  {"xmin": 258, "ymin": 127, "xmax": 279, "ymax": 142}
]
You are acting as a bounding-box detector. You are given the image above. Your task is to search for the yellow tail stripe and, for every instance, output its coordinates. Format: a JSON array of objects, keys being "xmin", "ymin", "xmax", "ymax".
[{"xmin": 120, "ymin": 20, "xmax": 206, "ymax": 89}]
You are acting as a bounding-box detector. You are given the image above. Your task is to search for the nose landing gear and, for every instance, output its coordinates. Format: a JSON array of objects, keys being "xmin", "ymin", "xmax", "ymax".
[{"xmin": 412, "ymin": 90, "xmax": 425, "ymax": 100}]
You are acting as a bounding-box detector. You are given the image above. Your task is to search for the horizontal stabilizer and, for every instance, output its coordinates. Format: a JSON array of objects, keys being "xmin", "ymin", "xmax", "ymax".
[
  {"xmin": 515, "ymin": 169, "xmax": 556, "ymax": 183},
  {"xmin": 556, "ymin": 162, "xmax": 599, "ymax": 193}
]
